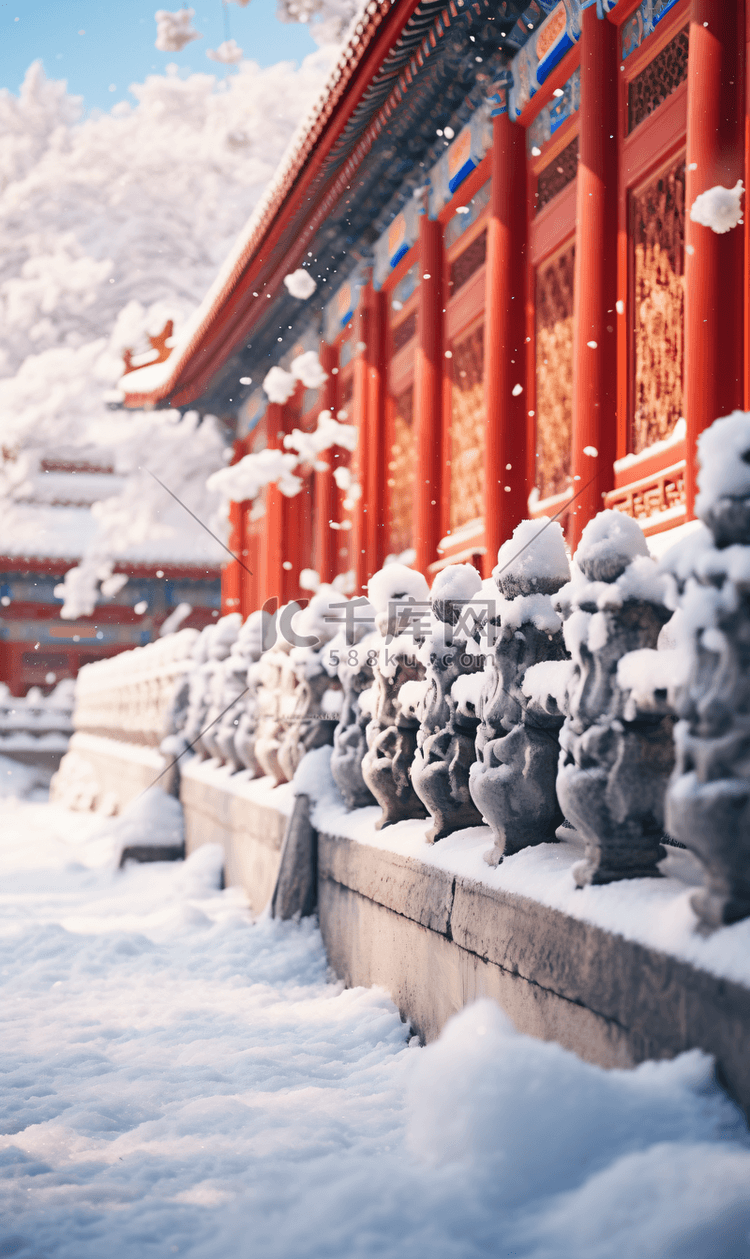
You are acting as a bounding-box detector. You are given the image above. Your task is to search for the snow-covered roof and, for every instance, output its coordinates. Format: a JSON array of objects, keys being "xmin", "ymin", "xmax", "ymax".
[
  {"xmin": 120, "ymin": 0, "xmax": 473, "ymax": 409},
  {"xmin": 121, "ymin": 0, "xmax": 399, "ymax": 404},
  {"xmin": 1, "ymin": 501, "xmax": 223, "ymax": 568},
  {"xmin": 121, "ymin": 0, "xmax": 587, "ymax": 413},
  {"xmin": 17, "ymin": 471, "xmax": 127, "ymax": 508}
]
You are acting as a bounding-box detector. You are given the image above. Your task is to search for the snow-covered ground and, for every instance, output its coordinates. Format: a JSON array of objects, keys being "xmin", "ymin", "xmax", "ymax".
[{"xmin": 1, "ymin": 794, "xmax": 750, "ymax": 1259}]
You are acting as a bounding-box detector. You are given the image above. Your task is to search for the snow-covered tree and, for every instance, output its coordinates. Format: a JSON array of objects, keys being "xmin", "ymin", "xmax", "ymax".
[
  {"xmin": 276, "ymin": 0, "xmax": 361, "ymax": 46},
  {"xmin": 155, "ymin": 9, "xmax": 202, "ymax": 53},
  {"xmin": 0, "ymin": 49, "xmax": 338, "ymax": 614}
]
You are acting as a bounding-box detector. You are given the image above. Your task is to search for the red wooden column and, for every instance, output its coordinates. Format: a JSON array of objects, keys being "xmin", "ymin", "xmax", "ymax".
[
  {"xmin": 414, "ymin": 216, "xmax": 444, "ymax": 574},
  {"xmin": 221, "ymin": 437, "xmax": 245, "ymax": 613},
  {"xmin": 685, "ymin": 0, "xmax": 745, "ymax": 514},
  {"xmin": 570, "ymin": 6, "xmax": 618, "ymax": 550},
  {"xmin": 351, "ymin": 287, "xmax": 372, "ymax": 592},
  {"xmin": 259, "ymin": 403, "xmax": 285, "ymax": 608},
  {"xmin": 240, "ymin": 507, "xmax": 259, "ymax": 619},
  {"xmin": 483, "ymin": 111, "xmax": 528, "ymax": 578},
  {"xmin": 364, "ymin": 287, "xmax": 387, "ymax": 576},
  {"xmin": 314, "ymin": 341, "xmax": 339, "ymax": 584},
  {"xmin": 281, "ymin": 384, "xmax": 312, "ymax": 604},
  {"xmin": 222, "ymin": 500, "xmax": 242, "ymax": 613}
]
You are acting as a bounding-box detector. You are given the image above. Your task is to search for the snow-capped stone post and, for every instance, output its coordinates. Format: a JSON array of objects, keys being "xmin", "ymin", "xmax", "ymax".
[
  {"xmin": 214, "ymin": 610, "xmax": 267, "ymax": 771},
  {"xmin": 556, "ymin": 511, "xmax": 673, "ymax": 886},
  {"xmin": 665, "ymin": 412, "xmax": 750, "ymax": 926},
  {"xmin": 411, "ymin": 564, "xmax": 487, "ymax": 842},
  {"xmin": 181, "ymin": 617, "xmax": 239, "ymax": 760},
  {"xmin": 276, "ymin": 589, "xmax": 344, "ymax": 782},
  {"xmin": 361, "ymin": 564, "xmax": 430, "ymax": 829},
  {"xmin": 198, "ymin": 614, "xmax": 242, "ymax": 760},
  {"xmin": 234, "ymin": 671, "xmax": 266, "ymax": 778},
  {"xmin": 156, "ymin": 632, "xmax": 201, "ymax": 795},
  {"xmin": 253, "ymin": 609, "xmax": 302, "ymax": 786},
  {"xmin": 325, "ymin": 606, "xmax": 379, "ymax": 811},
  {"xmin": 469, "ymin": 521, "xmax": 571, "ymax": 866}
]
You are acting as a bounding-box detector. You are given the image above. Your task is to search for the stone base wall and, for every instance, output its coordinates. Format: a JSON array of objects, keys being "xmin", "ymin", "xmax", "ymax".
[
  {"xmin": 179, "ymin": 760, "xmax": 293, "ymax": 915},
  {"xmin": 318, "ymin": 832, "xmax": 750, "ymax": 1113},
  {"xmin": 59, "ymin": 735, "xmax": 750, "ymax": 1117},
  {"xmin": 51, "ymin": 732, "xmax": 165, "ymax": 813}
]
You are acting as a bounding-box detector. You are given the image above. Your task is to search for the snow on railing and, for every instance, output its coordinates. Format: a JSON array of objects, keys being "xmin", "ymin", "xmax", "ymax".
[
  {"xmin": 73, "ymin": 628, "xmax": 199, "ymax": 747},
  {"xmin": 0, "ymin": 680, "xmax": 75, "ymax": 758},
  {"xmin": 62, "ymin": 413, "xmax": 750, "ymax": 932}
]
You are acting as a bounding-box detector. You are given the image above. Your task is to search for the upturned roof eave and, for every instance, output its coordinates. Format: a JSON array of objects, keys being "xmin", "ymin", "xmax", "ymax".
[{"xmin": 122, "ymin": 0, "xmax": 424, "ymax": 411}]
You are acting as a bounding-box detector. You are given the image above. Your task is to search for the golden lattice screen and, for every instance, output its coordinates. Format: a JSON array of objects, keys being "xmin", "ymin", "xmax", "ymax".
[
  {"xmin": 536, "ymin": 137, "xmax": 579, "ymax": 214},
  {"xmin": 450, "ymin": 324, "xmax": 485, "ymax": 531},
  {"xmin": 387, "ymin": 388, "xmax": 415, "ymax": 555},
  {"xmin": 631, "ymin": 159, "xmax": 685, "ymax": 453},
  {"xmin": 535, "ymin": 242, "xmax": 575, "ymax": 500},
  {"xmin": 628, "ymin": 28, "xmax": 689, "ymax": 134}
]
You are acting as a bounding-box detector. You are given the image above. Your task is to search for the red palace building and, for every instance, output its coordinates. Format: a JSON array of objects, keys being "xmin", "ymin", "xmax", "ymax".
[
  {"xmin": 0, "ymin": 458, "xmax": 221, "ymax": 696},
  {"xmin": 122, "ymin": 0, "xmax": 748, "ymax": 614}
]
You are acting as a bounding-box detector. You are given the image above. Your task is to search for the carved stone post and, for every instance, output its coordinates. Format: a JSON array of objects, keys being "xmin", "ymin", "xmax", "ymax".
[
  {"xmin": 666, "ymin": 411, "xmax": 750, "ymax": 926},
  {"xmin": 276, "ymin": 589, "xmax": 347, "ymax": 783},
  {"xmin": 329, "ymin": 629, "xmax": 379, "ymax": 810},
  {"xmin": 469, "ymin": 520, "xmax": 571, "ymax": 864},
  {"xmin": 361, "ymin": 564, "xmax": 430, "ymax": 829},
  {"xmin": 411, "ymin": 564, "xmax": 486, "ymax": 842},
  {"xmin": 556, "ymin": 510, "xmax": 672, "ymax": 886},
  {"xmin": 182, "ymin": 617, "xmax": 239, "ymax": 760},
  {"xmin": 214, "ymin": 610, "xmax": 266, "ymax": 771},
  {"xmin": 197, "ymin": 613, "xmax": 242, "ymax": 760},
  {"xmin": 253, "ymin": 637, "xmax": 299, "ymax": 786},
  {"xmin": 233, "ymin": 660, "xmax": 265, "ymax": 778}
]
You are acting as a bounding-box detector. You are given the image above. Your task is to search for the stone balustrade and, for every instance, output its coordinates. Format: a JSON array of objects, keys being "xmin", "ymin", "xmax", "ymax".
[
  {"xmin": 0, "ymin": 679, "xmax": 75, "ymax": 779},
  {"xmin": 65, "ymin": 412, "xmax": 750, "ymax": 934},
  {"xmin": 72, "ymin": 628, "xmax": 199, "ymax": 747}
]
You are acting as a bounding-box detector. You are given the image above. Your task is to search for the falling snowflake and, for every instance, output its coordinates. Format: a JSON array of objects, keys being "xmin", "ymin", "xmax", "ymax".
[
  {"xmin": 690, "ymin": 180, "xmax": 744, "ymax": 234},
  {"xmin": 284, "ymin": 269, "xmax": 317, "ymax": 300}
]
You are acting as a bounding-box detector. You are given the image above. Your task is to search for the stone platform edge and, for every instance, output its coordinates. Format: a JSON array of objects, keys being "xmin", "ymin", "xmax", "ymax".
[
  {"xmin": 57, "ymin": 737, "xmax": 750, "ymax": 1118},
  {"xmin": 317, "ymin": 830, "xmax": 750, "ymax": 1109}
]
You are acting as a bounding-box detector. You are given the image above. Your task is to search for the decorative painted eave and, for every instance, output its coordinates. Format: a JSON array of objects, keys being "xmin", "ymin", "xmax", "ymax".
[
  {"xmin": 122, "ymin": 0, "xmax": 625, "ymax": 411},
  {"xmin": 121, "ymin": 0, "xmax": 435, "ymax": 409}
]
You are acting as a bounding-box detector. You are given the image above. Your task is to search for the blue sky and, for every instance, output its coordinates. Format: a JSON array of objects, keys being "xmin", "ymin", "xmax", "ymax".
[{"xmin": 1, "ymin": 0, "xmax": 318, "ymax": 113}]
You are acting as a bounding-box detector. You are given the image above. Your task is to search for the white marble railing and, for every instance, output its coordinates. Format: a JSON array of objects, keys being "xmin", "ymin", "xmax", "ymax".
[
  {"xmin": 73, "ymin": 628, "xmax": 199, "ymax": 746},
  {"xmin": 0, "ymin": 680, "xmax": 75, "ymax": 756}
]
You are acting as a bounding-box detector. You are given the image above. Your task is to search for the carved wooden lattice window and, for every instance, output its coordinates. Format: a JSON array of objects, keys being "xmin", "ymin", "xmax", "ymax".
[
  {"xmin": 392, "ymin": 310, "xmax": 417, "ymax": 353},
  {"xmin": 449, "ymin": 229, "xmax": 487, "ymax": 294},
  {"xmin": 535, "ymin": 241, "xmax": 575, "ymax": 500},
  {"xmin": 628, "ymin": 27, "xmax": 689, "ymax": 133},
  {"xmin": 632, "ymin": 159, "xmax": 685, "ymax": 453},
  {"xmin": 536, "ymin": 137, "xmax": 579, "ymax": 214},
  {"xmin": 387, "ymin": 388, "xmax": 415, "ymax": 554},
  {"xmin": 449, "ymin": 324, "xmax": 486, "ymax": 531}
]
